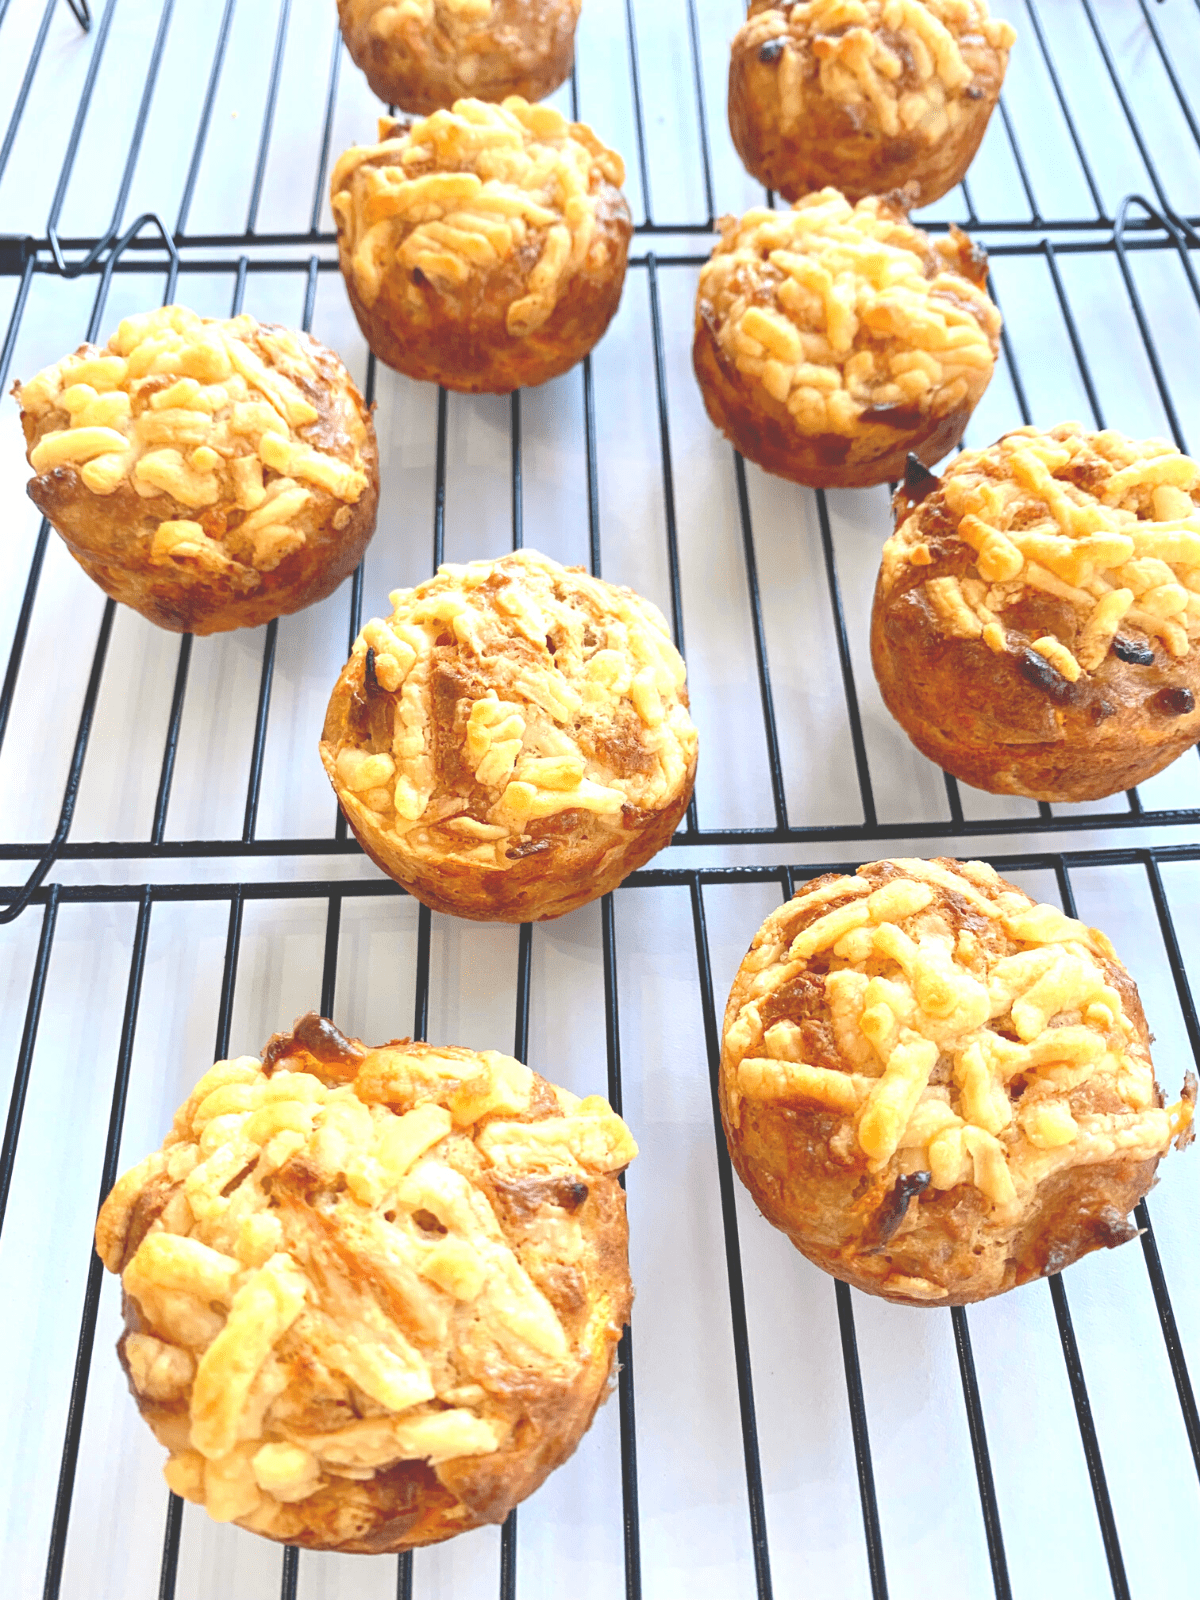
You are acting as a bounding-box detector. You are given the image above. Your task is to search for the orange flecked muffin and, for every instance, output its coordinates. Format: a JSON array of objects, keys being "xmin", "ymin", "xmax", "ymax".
[
  {"xmin": 337, "ymin": 0, "xmax": 581, "ymax": 115},
  {"xmin": 320, "ymin": 549, "xmax": 698, "ymax": 922},
  {"xmin": 872, "ymin": 425, "xmax": 1200, "ymax": 801},
  {"xmin": 330, "ymin": 100, "xmax": 631, "ymax": 393},
  {"xmin": 95, "ymin": 1013, "xmax": 636, "ymax": 1552},
  {"xmin": 13, "ymin": 306, "xmax": 378, "ymax": 634},
  {"xmin": 719, "ymin": 858, "xmax": 1194, "ymax": 1306},
  {"xmin": 693, "ymin": 188, "xmax": 1000, "ymax": 488},
  {"xmin": 729, "ymin": 0, "xmax": 1016, "ymax": 206}
]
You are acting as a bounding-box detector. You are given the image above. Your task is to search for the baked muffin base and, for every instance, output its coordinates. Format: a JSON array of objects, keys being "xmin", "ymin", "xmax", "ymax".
[
  {"xmin": 29, "ymin": 467, "xmax": 378, "ymax": 635},
  {"xmin": 693, "ymin": 315, "xmax": 973, "ymax": 490},
  {"xmin": 727, "ymin": 70, "xmax": 999, "ymax": 208},
  {"xmin": 725, "ymin": 1096, "xmax": 1157, "ymax": 1307},
  {"xmin": 341, "ymin": 219, "xmax": 631, "ymax": 396},
  {"xmin": 327, "ymin": 743, "xmax": 696, "ymax": 923}
]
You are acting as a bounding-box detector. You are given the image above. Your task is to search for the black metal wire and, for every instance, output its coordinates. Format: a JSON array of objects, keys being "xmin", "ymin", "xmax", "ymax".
[
  {"xmin": 691, "ymin": 879, "xmax": 774, "ymax": 1600},
  {"xmin": 43, "ymin": 887, "xmax": 153, "ymax": 1600},
  {"xmin": 950, "ymin": 1308, "xmax": 1012, "ymax": 1600}
]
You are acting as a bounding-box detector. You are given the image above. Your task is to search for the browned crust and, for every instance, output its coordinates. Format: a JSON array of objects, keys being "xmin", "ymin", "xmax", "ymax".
[
  {"xmin": 337, "ymin": 0, "xmax": 581, "ymax": 115},
  {"xmin": 19, "ymin": 328, "xmax": 379, "ymax": 636},
  {"xmin": 320, "ymin": 651, "xmax": 697, "ymax": 922},
  {"xmin": 717, "ymin": 861, "xmax": 1169, "ymax": 1306},
  {"xmin": 870, "ymin": 479, "xmax": 1200, "ymax": 802},
  {"xmin": 109, "ymin": 1018, "xmax": 634, "ymax": 1553},
  {"xmin": 339, "ymin": 186, "xmax": 632, "ymax": 394},
  {"xmin": 692, "ymin": 302, "xmax": 977, "ymax": 491},
  {"xmin": 727, "ymin": 17, "xmax": 1008, "ymax": 206}
]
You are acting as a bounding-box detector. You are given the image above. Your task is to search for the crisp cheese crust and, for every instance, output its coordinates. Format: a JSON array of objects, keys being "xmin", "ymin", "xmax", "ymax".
[
  {"xmin": 16, "ymin": 306, "xmax": 371, "ymax": 578},
  {"xmin": 696, "ymin": 190, "xmax": 1000, "ymax": 437},
  {"xmin": 882, "ymin": 423, "xmax": 1200, "ymax": 671},
  {"xmin": 331, "ymin": 99, "xmax": 624, "ymax": 337},
  {"xmin": 720, "ymin": 858, "xmax": 1193, "ymax": 1303},
  {"xmin": 95, "ymin": 1016, "xmax": 636, "ymax": 1551},
  {"xmin": 321, "ymin": 549, "xmax": 696, "ymax": 884},
  {"xmin": 741, "ymin": 0, "xmax": 1016, "ymax": 145},
  {"xmin": 337, "ymin": 0, "xmax": 581, "ymax": 115}
]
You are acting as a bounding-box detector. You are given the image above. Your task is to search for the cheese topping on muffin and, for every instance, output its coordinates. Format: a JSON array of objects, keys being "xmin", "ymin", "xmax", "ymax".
[
  {"xmin": 95, "ymin": 1024, "xmax": 636, "ymax": 1534},
  {"xmin": 697, "ymin": 190, "xmax": 999, "ymax": 436},
  {"xmin": 882, "ymin": 424, "xmax": 1200, "ymax": 670},
  {"xmin": 742, "ymin": 0, "xmax": 1016, "ymax": 141},
  {"xmin": 324, "ymin": 549, "xmax": 695, "ymax": 861},
  {"xmin": 368, "ymin": 0, "xmax": 495, "ymax": 26},
  {"xmin": 16, "ymin": 306, "xmax": 370, "ymax": 575},
  {"xmin": 723, "ymin": 858, "xmax": 1193, "ymax": 1209},
  {"xmin": 330, "ymin": 100, "xmax": 625, "ymax": 336}
]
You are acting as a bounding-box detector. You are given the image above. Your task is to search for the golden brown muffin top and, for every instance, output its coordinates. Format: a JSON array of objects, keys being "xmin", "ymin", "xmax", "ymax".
[
  {"xmin": 740, "ymin": 0, "xmax": 1016, "ymax": 141},
  {"xmin": 881, "ymin": 424, "xmax": 1200, "ymax": 675},
  {"xmin": 723, "ymin": 858, "xmax": 1193, "ymax": 1237},
  {"xmin": 95, "ymin": 1017, "xmax": 636, "ymax": 1539},
  {"xmin": 351, "ymin": 0, "xmax": 500, "ymax": 29},
  {"xmin": 330, "ymin": 100, "xmax": 626, "ymax": 334},
  {"xmin": 342, "ymin": 0, "xmax": 576, "ymax": 35},
  {"xmin": 324, "ymin": 548, "xmax": 696, "ymax": 862},
  {"xmin": 697, "ymin": 189, "xmax": 1000, "ymax": 436},
  {"xmin": 15, "ymin": 305, "xmax": 371, "ymax": 577}
]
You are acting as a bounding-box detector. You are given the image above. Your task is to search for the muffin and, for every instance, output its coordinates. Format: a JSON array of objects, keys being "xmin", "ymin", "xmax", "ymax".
[
  {"xmin": 693, "ymin": 188, "xmax": 1000, "ymax": 488},
  {"xmin": 872, "ymin": 425, "xmax": 1200, "ymax": 802},
  {"xmin": 94, "ymin": 1012, "xmax": 637, "ymax": 1551},
  {"xmin": 729, "ymin": 0, "xmax": 1016, "ymax": 206},
  {"xmin": 330, "ymin": 99, "xmax": 631, "ymax": 393},
  {"xmin": 12, "ymin": 307, "xmax": 377, "ymax": 636},
  {"xmin": 720, "ymin": 857, "xmax": 1195, "ymax": 1306},
  {"xmin": 337, "ymin": 0, "xmax": 581, "ymax": 115},
  {"xmin": 320, "ymin": 549, "xmax": 698, "ymax": 922}
]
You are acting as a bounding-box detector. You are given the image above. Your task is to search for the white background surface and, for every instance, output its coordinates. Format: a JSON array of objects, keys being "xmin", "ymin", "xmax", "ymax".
[{"xmin": 1, "ymin": 1, "xmax": 1199, "ymax": 1597}]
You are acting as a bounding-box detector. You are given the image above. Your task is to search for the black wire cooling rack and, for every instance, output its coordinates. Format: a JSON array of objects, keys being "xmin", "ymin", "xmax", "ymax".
[{"xmin": 3, "ymin": 2, "xmax": 1200, "ymax": 1599}]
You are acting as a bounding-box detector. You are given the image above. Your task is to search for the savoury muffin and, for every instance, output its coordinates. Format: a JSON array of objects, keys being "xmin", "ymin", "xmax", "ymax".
[
  {"xmin": 320, "ymin": 549, "xmax": 697, "ymax": 922},
  {"xmin": 872, "ymin": 425, "xmax": 1200, "ymax": 801},
  {"xmin": 95, "ymin": 1013, "xmax": 636, "ymax": 1551},
  {"xmin": 338, "ymin": 0, "xmax": 581, "ymax": 115},
  {"xmin": 693, "ymin": 188, "xmax": 1000, "ymax": 488},
  {"xmin": 729, "ymin": 0, "xmax": 1016, "ymax": 206},
  {"xmin": 330, "ymin": 99, "xmax": 631, "ymax": 393},
  {"xmin": 720, "ymin": 857, "xmax": 1194, "ymax": 1306},
  {"xmin": 13, "ymin": 307, "xmax": 377, "ymax": 635}
]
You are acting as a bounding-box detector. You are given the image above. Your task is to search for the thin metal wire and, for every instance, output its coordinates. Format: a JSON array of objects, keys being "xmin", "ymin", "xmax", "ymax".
[
  {"xmin": 691, "ymin": 880, "xmax": 774, "ymax": 1600},
  {"xmin": 43, "ymin": 887, "xmax": 153, "ymax": 1600},
  {"xmin": 0, "ymin": 887, "xmax": 60, "ymax": 1236},
  {"xmin": 834, "ymin": 1281, "xmax": 888, "ymax": 1600},
  {"xmin": 814, "ymin": 490, "xmax": 877, "ymax": 830},
  {"xmin": 0, "ymin": 0, "xmax": 59, "ymax": 186},
  {"xmin": 950, "ymin": 1308, "xmax": 1013, "ymax": 1600},
  {"xmin": 246, "ymin": 0, "xmax": 294, "ymax": 235},
  {"xmin": 732, "ymin": 451, "xmax": 789, "ymax": 832},
  {"xmin": 601, "ymin": 894, "xmax": 642, "ymax": 1600},
  {"xmin": 1047, "ymin": 1274, "xmax": 1131, "ymax": 1600},
  {"xmin": 621, "ymin": 0, "xmax": 653, "ymax": 225}
]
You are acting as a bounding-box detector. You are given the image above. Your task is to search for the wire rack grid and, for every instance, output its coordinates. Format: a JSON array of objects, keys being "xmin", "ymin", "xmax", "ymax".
[{"xmin": 1, "ymin": 2, "xmax": 1200, "ymax": 1599}]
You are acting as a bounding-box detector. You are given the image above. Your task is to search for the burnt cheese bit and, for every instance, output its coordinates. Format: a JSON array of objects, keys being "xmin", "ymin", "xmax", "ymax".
[
  {"xmin": 901, "ymin": 451, "xmax": 942, "ymax": 507},
  {"xmin": 865, "ymin": 1170, "xmax": 932, "ymax": 1251},
  {"xmin": 758, "ymin": 37, "xmax": 785, "ymax": 63},
  {"xmin": 262, "ymin": 1011, "xmax": 369, "ymax": 1074},
  {"xmin": 1090, "ymin": 698, "xmax": 1117, "ymax": 724},
  {"xmin": 364, "ymin": 645, "xmax": 380, "ymax": 695},
  {"xmin": 1015, "ymin": 645, "xmax": 1077, "ymax": 705},
  {"xmin": 1155, "ymin": 686, "xmax": 1196, "ymax": 716},
  {"xmin": 1111, "ymin": 635, "xmax": 1155, "ymax": 666}
]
